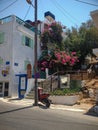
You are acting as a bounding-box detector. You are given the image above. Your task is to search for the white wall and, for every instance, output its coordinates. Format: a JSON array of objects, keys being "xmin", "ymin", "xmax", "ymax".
[{"xmin": 0, "ymin": 15, "xmax": 42, "ymax": 97}]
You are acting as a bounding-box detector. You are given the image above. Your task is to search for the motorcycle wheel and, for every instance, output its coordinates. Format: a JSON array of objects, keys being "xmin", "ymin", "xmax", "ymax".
[{"xmin": 43, "ymin": 98, "xmax": 51, "ymax": 108}]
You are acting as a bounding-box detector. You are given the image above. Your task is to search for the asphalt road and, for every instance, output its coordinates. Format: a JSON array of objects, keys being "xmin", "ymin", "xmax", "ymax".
[{"xmin": 0, "ymin": 100, "xmax": 98, "ymax": 130}]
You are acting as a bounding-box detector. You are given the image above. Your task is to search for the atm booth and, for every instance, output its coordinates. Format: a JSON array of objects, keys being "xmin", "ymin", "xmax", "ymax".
[{"xmin": 16, "ymin": 74, "xmax": 27, "ymax": 98}]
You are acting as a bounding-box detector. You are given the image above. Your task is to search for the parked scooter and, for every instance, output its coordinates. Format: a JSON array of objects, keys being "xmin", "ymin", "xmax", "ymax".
[{"xmin": 38, "ymin": 87, "xmax": 51, "ymax": 108}]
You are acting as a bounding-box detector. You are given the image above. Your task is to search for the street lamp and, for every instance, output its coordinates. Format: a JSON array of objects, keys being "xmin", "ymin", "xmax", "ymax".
[{"xmin": 26, "ymin": 0, "xmax": 38, "ymax": 106}]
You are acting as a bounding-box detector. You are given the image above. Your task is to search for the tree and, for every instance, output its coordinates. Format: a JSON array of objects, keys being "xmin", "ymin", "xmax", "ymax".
[
  {"xmin": 41, "ymin": 22, "xmax": 63, "ymax": 50},
  {"xmin": 39, "ymin": 22, "xmax": 80, "ymax": 73},
  {"xmin": 64, "ymin": 19, "xmax": 98, "ymax": 66}
]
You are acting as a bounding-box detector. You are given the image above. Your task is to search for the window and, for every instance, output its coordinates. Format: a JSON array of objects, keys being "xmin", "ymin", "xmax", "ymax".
[
  {"xmin": 25, "ymin": 36, "xmax": 30, "ymax": 47},
  {"xmin": 22, "ymin": 35, "xmax": 34, "ymax": 49},
  {"xmin": 0, "ymin": 32, "xmax": 4, "ymax": 44}
]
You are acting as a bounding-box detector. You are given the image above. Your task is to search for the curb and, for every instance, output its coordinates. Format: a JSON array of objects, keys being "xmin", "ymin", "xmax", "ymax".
[{"xmin": 0, "ymin": 98, "xmax": 86, "ymax": 112}]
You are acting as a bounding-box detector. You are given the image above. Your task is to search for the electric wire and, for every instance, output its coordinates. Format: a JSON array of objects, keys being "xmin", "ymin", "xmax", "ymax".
[
  {"xmin": 23, "ymin": 5, "xmax": 31, "ymax": 21},
  {"xmin": 50, "ymin": 0, "xmax": 78, "ymax": 27},
  {"xmin": 0, "ymin": 0, "xmax": 11, "ymax": 5},
  {"xmin": 75, "ymin": 0, "xmax": 98, "ymax": 7},
  {"xmin": 16, "ymin": 5, "xmax": 32, "ymax": 28},
  {"xmin": 0, "ymin": 0, "xmax": 18, "ymax": 14},
  {"xmin": 55, "ymin": 0, "xmax": 80, "ymax": 23},
  {"xmin": 17, "ymin": 1, "xmax": 34, "ymax": 27}
]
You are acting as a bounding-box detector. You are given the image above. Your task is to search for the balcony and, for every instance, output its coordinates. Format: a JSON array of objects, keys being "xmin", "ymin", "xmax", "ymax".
[{"xmin": 0, "ymin": 15, "xmax": 41, "ymax": 34}]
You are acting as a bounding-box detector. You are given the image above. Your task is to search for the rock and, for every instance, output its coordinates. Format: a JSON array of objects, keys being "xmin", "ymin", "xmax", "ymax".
[
  {"xmin": 93, "ymin": 105, "xmax": 98, "ymax": 114},
  {"xmin": 88, "ymin": 88, "xmax": 94, "ymax": 98}
]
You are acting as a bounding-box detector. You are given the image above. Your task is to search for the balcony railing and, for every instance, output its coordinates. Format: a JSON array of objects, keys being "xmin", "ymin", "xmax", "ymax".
[{"xmin": 0, "ymin": 15, "xmax": 41, "ymax": 34}]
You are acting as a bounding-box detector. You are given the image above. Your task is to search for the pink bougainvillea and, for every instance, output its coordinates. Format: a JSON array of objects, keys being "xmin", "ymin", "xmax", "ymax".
[
  {"xmin": 38, "ymin": 50, "xmax": 79, "ymax": 71},
  {"xmin": 54, "ymin": 51, "xmax": 78, "ymax": 66}
]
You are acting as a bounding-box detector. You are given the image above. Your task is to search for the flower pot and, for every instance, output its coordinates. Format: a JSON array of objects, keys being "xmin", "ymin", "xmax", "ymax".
[{"xmin": 49, "ymin": 95, "xmax": 79, "ymax": 105}]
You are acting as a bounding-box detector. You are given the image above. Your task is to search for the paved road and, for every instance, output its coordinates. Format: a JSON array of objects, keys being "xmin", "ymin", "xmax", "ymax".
[{"xmin": 0, "ymin": 100, "xmax": 98, "ymax": 130}]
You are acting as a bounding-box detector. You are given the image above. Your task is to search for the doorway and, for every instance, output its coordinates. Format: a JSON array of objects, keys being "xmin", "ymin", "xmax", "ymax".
[
  {"xmin": 4, "ymin": 82, "xmax": 9, "ymax": 97},
  {"xmin": 0, "ymin": 82, "xmax": 3, "ymax": 97}
]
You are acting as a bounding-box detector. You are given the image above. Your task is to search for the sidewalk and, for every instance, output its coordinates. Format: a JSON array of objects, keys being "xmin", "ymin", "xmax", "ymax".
[{"xmin": 0, "ymin": 97, "xmax": 94, "ymax": 113}]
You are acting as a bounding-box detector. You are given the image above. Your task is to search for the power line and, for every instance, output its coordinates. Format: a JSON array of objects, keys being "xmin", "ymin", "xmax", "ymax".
[
  {"xmin": 75, "ymin": 0, "xmax": 98, "ymax": 7},
  {"xmin": 23, "ymin": 0, "xmax": 34, "ymax": 20},
  {"xmin": 16, "ymin": 5, "xmax": 32, "ymax": 28},
  {"xmin": 55, "ymin": 0, "xmax": 80, "ymax": 23},
  {"xmin": 0, "ymin": 0, "xmax": 33, "ymax": 26},
  {"xmin": 50, "ymin": 0, "xmax": 78, "ymax": 27},
  {"xmin": 0, "ymin": 0, "xmax": 18, "ymax": 14},
  {"xmin": 23, "ymin": 5, "xmax": 31, "ymax": 20}
]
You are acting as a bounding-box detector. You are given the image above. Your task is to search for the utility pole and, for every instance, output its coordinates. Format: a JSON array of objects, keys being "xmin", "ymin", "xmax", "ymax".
[
  {"xmin": 34, "ymin": 0, "xmax": 38, "ymax": 106},
  {"xmin": 26, "ymin": 0, "xmax": 38, "ymax": 106}
]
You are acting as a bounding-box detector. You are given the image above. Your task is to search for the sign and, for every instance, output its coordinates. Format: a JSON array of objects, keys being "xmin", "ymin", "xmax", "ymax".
[
  {"xmin": 61, "ymin": 74, "xmax": 70, "ymax": 88},
  {"xmin": 20, "ymin": 77, "xmax": 26, "ymax": 89}
]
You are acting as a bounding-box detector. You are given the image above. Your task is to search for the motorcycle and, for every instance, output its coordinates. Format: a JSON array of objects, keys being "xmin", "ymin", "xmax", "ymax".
[{"xmin": 38, "ymin": 87, "xmax": 51, "ymax": 108}]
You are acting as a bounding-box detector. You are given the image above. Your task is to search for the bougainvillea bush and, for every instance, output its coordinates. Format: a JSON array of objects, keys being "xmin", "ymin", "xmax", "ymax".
[
  {"xmin": 39, "ymin": 21, "xmax": 79, "ymax": 73},
  {"xmin": 38, "ymin": 50, "xmax": 79, "ymax": 73},
  {"xmin": 41, "ymin": 22, "xmax": 63, "ymax": 50}
]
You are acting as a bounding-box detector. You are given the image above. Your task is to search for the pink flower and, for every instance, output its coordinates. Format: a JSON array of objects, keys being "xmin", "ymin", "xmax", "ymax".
[
  {"xmin": 41, "ymin": 67, "xmax": 45, "ymax": 71},
  {"xmin": 71, "ymin": 52, "xmax": 76, "ymax": 55},
  {"xmin": 61, "ymin": 59, "xmax": 66, "ymax": 64},
  {"xmin": 41, "ymin": 61, "xmax": 47, "ymax": 67},
  {"xmin": 55, "ymin": 53, "xmax": 61, "ymax": 61},
  {"xmin": 66, "ymin": 55, "xmax": 71, "ymax": 62}
]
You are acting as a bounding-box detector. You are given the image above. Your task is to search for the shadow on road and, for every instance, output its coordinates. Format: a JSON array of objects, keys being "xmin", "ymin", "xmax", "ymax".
[
  {"xmin": 7, "ymin": 98, "xmax": 22, "ymax": 101},
  {"xmin": 0, "ymin": 105, "xmax": 33, "ymax": 115},
  {"xmin": 0, "ymin": 103, "xmax": 50, "ymax": 115}
]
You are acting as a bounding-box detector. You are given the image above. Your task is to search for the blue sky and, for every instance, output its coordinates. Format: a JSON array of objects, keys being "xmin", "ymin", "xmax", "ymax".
[{"xmin": 0, "ymin": 0, "xmax": 98, "ymax": 29}]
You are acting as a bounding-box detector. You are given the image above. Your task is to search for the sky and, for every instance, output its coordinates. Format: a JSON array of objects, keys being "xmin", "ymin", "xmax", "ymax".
[{"xmin": 0, "ymin": 0, "xmax": 98, "ymax": 29}]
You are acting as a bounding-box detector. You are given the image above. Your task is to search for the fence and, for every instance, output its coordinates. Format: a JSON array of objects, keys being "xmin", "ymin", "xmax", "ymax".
[{"xmin": 40, "ymin": 70, "xmax": 88, "ymax": 93}]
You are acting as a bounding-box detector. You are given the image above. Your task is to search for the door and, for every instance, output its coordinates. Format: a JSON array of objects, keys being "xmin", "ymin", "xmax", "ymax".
[
  {"xmin": 4, "ymin": 82, "xmax": 9, "ymax": 97},
  {"xmin": 27, "ymin": 64, "xmax": 32, "ymax": 79},
  {"xmin": 18, "ymin": 75, "xmax": 27, "ymax": 98},
  {"xmin": 0, "ymin": 82, "xmax": 3, "ymax": 97}
]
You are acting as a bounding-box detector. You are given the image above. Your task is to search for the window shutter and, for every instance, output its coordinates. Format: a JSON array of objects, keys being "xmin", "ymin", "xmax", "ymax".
[
  {"xmin": 0, "ymin": 57, "xmax": 3, "ymax": 65},
  {"xmin": 0, "ymin": 32, "xmax": 4, "ymax": 44},
  {"xmin": 30, "ymin": 39, "xmax": 34, "ymax": 49},
  {"xmin": 22, "ymin": 35, "xmax": 25, "ymax": 45}
]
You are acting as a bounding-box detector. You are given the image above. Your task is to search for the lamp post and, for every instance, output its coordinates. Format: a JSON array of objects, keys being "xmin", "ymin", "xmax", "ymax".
[{"xmin": 26, "ymin": 0, "xmax": 38, "ymax": 106}]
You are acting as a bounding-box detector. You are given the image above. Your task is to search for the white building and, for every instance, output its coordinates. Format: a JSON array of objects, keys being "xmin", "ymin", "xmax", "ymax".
[
  {"xmin": 0, "ymin": 15, "xmax": 41, "ymax": 98},
  {"xmin": 90, "ymin": 10, "xmax": 98, "ymax": 29}
]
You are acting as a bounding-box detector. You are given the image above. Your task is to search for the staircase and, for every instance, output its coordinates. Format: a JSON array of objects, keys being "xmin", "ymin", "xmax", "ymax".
[
  {"xmin": 25, "ymin": 89, "xmax": 35, "ymax": 99},
  {"xmin": 24, "ymin": 75, "xmax": 58, "ymax": 99},
  {"xmin": 24, "ymin": 70, "xmax": 98, "ymax": 100}
]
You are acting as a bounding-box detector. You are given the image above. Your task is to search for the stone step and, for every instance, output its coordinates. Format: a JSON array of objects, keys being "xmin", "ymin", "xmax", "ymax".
[
  {"xmin": 25, "ymin": 90, "xmax": 35, "ymax": 99},
  {"xmin": 25, "ymin": 96, "xmax": 34, "ymax": 99}
]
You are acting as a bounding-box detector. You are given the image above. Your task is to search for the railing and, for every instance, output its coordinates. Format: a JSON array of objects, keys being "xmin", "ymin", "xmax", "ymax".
[
  {"xmin": 0, "ymin": 15, "xmax": 13, "ymax": 23},
  {"xmin": 0, "ymin": 15, "xmax": 41, "ymax": 34},
  {"xmin": 40, "ymin": 70, "xmax": 88, "ymax": 93}
]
